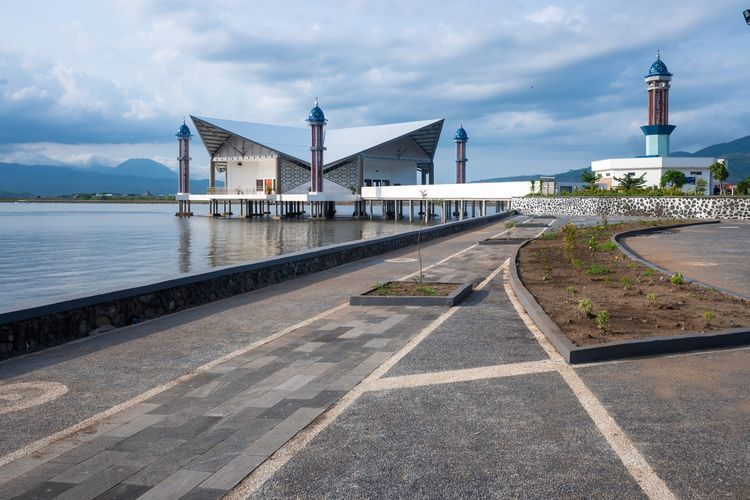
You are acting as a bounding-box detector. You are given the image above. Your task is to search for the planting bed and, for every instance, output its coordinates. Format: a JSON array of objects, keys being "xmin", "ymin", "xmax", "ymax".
[
  {"xmin": 518, "ymin": 221, "xmax": 750, "ymax": 346},
  {"xmin": 350, "ymin": 282, "xmax": 472, "ymax": 307}
]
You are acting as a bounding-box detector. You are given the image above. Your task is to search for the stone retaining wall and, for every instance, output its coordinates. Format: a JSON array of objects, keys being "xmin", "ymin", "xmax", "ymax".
[
  {"xmin": 0, "ymin": 211, "xmax": 514, "ymax": 359},
  {"xmin": 511, "ymin": 196, "xmax": 750, "ymax": 219}
]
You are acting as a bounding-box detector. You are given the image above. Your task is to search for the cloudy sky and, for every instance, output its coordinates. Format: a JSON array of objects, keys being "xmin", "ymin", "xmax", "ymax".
[{"xmin": 1, "ymin": 1, "xmax": 748, "ymax": 182}]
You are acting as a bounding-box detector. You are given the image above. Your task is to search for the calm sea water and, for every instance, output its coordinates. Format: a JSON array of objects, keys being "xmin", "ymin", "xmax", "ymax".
[{"xmin": 0, "ymin": 203, "xmax": 426, "ymax": 312}]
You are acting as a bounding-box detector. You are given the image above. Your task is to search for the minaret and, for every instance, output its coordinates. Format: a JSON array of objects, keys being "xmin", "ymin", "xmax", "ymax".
[
  {"xmin": 640, "ymin": 51, "xmax": 675, "ymax": 157},
  {"xmin": 176, "ymin": 120, "xmax": 193, "ymax": 216},
  {"xmin": 306, "ymin": 98, "xmax": 327, "ymax": 193},
  {"xmin": 454, "ymin": 123, "xmax": 468, "ymax": 183}
]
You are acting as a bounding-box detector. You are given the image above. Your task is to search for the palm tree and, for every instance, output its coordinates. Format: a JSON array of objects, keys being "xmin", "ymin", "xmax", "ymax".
[
  {"xmin": 581, "ymin": 170, "xmax": 602, "ymax": 190},
  {"xmin": 614, "ymin": 173, "xmax": 647, "ymax": 191}
]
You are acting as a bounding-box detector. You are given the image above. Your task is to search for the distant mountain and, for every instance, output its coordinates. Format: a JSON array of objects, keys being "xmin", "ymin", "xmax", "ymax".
[
  {"xmin": 475, "ymin": 134, "xmax": 750, "ymax": 184},
  {"xmin": 672, "ymin": 134, "xmax": 750, "ymax": 183},
  {"xmin": 0, "ymin": 162, "xmax": 218, "ymax": 197},
  {"xmin": 113, "ymin": 158, "xmax": 175, "ymax": 178},
  {"xmin": 474, "ymin": 167, "xmax": 589, "ymax": 184}
]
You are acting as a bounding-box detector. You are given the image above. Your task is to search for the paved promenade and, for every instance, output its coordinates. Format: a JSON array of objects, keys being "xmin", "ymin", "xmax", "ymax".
[{"xmin": 1, "ymin": 216, "xmax": 749, "ymax": 499}]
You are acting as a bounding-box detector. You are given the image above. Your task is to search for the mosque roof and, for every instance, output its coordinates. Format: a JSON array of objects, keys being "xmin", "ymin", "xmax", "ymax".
[
  {"xmin": 191, "ymin": 116, "xmax": 444, "ymax": 166},
  {"xmin": 647, "ymin": 52, "xmax": 672, "ymax": 77},
  {"xmin": 176, "ymin": 122, "xmax": 192, "ymax": 138},
  {"xmin": 454, "ymin": 124, "xmax": 468, "ymax": 141}
]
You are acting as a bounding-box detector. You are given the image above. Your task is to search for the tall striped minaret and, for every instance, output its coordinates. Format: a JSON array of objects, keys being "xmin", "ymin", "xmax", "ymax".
[
  {"xmin": 306, "ymin": 98, "xmax": 327, "ymax": 192},
  {"xmin": 176, "ymin": 120, "xmax": 192, "ymax": 216},
  {"xmin": 454, "ymin": 123, "xmax": 468, "ymax": 183},
  {"xmin": 640, "ymin": 51, "xmax": 675, "ymax": 157}
]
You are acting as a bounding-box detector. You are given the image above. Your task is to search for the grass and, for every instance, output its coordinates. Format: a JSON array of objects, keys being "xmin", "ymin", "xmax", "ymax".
[
  {"xmin": 415, "ymin": 285, "xmax": 439, "ymax": 296},
  {"xmin": 595, "ymin": 310, "xmax": 611, "ymax": 331},
  {"xmin": 586, "ymin": 263, "xmax": 611, "ymax": 276}
]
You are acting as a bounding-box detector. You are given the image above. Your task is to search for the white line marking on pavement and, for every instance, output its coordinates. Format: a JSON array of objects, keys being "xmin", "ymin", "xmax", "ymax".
[
  {"xmin": 367, "ymin": 360, "xmax": 556, "ymax": 391},
  {"xmin": 227, "ymin": 258, "xmax": 512, "ymax": 499},
  {"xmin": 0, "ymin": 302, "xmax": 349, "ymax": 470},
  {"xmin": 504, "ymin": 270, "xmax": 676, "ymax": 500},
  {"xmin": 0, "ymin": 382, "xmax": 68, "ymax": 415}
]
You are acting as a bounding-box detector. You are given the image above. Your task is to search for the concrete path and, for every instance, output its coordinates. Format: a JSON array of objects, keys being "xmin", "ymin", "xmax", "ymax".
[
  {"xmin": 1, "ymin": 215, "xmax": 749, "ymax": 499},
  {"xmin": 623, "ymin": 221, "xmax": 750, "ymax": 297}
]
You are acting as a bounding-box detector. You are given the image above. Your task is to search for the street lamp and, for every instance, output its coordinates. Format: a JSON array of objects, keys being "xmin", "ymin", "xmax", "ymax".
[{"xmin": 745, "ymin": 9, "xmax": 750, "ymax": 24}]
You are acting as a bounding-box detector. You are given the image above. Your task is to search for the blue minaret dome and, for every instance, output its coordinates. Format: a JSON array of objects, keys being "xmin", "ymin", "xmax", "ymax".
[
  {"xmin": 646, "ymin": 50, "xmax": 672, "ymax": 77},
  {"xmin": 176, "ymin": 120, "xmax": 192, "ymax": 138},
  {"xmin": 454, "ymin": 122, "xmax": 468, "ymax": 141},
  {"xmin": 307, "ymin": 98, "xmax": 326, "ymax": 123}
]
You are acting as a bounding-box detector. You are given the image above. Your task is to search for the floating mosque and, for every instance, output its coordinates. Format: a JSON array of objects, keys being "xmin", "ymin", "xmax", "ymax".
[{"xmin": 591, "ymin": 51, "xmax": 722, "ymax": 192}]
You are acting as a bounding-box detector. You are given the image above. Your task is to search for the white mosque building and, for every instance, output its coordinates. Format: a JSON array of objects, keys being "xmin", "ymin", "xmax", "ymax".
[{"xmin": 591, "ymin": 52, "xmax": 722, "ymax": 193}]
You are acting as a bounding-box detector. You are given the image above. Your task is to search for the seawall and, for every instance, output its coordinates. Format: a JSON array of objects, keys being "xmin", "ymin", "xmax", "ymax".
[
  {"xmin": 0, "ymin": 211, "xmax": 514, "ymax": 360},
  {"xmin": 511, "ymin": 196, "xmax": 750, "ymax": 219}
]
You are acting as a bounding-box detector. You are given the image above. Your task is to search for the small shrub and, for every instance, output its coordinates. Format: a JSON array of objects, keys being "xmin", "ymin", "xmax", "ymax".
[
  {"xmin": 578, "ymin": 298, "xmax": 594, "ymax": 318},
  {"xmin": 565, "ymin": 285, "xmax": 579, "ymax": 295},
  {"xmin": 598, "ymin": 241, "xmax": 618, "ymax": 251},
  {"xmin": 587, "ymin": 264, "xmax": 610, "ymax": 276},
  {"xmin": 572, "ymin": 259, "xmax": 584, "ymax": 271},
  {"xmin": 561, "ymin": 223, "xmax": 577, "ymax": 262},
  {"xmin": 603, "ymin": 276, "xmax": 613, "ymax": 284},
  {"xmin": 621, "ymin": 276, "xmax": 634, "ymax": 288},
  {"xmin": 627, "ymin": 262, "xmax": 638, "ymax": 270},
  {"xmin": 596, "ymin": 310, "xmax": 611, "ymax": 331},
  {"xmin": 373, "ymin": 282, "xmax": 388, "ymax": 296},
  {"xmin": 542, "ymin": 264, "xmax": 553, "ymax": 281},
  {"xmin": 541, "ymin": 231, "xmax": 559, "ymax": 240},
  {"xmin": 646, "ymin": 292, "xmax": 658, "ymax": 301},
  {"xmin": 670, "ymin": 272, "xmax": 684, "ymax": 286},
  {"xmin": 588, "ymin": 234, "xmax": 598, "ymax": 252},
  {"xmin": 703, "ymin": 311, "xmax": 715, "ymax": 324}
]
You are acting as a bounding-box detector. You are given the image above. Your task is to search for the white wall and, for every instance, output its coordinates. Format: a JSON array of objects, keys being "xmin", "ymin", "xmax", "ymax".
[
  {"xmin": 361, "ymin": 181, "xmax": 532, "ymax": 200},
  {"xmin": 592, "ymin": 157, "xmax": 716, "ymax": 192},
  {"xmin": 225, "ymin": 158, "xmax": 277, "ymax": 192},
  {"xmin": 363, "ymin": 159, "xmax": 417, "ymax": 186}
]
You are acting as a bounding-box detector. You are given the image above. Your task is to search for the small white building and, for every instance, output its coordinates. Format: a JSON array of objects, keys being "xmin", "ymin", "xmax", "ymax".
[
  {"xmin": 592, "ymin": 157, "xmax": 719, "ymax": 193},
  {"xmin": 591, "ymin": 52, "xmax": 722, "ymax": 194}
]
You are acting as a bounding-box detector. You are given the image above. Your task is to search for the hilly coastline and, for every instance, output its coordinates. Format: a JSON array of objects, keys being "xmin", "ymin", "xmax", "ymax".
[
  {"xmin": 477, "ymin": 134, "xmax": 750, "ymax": 184},
  {"xmin": 0, "ymin": 159, "xmax": 217, "ymax": 197}
]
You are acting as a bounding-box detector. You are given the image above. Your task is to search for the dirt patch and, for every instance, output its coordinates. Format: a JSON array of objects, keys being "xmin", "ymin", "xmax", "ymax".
[
  {"xmin": 364, "ymin": 282, "xmax": 460, "ymax": 297},
  {"xmin": 518, "ymin": 221, "xmax": 750, "ymax": 346}
]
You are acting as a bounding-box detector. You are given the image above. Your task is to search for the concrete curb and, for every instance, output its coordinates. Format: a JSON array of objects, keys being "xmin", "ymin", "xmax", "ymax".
[
  {"xmin": 612, "ymin": 220, "xmax": 750, "ymax": 302},
  {"xmin": 349, "ymin": 282, "xmax": 472, "ymax": 307},
  {"xmin": 509, "ymin": 222, "xmax": 750, "ymax": 364},
  {"xmin": 478, "ymin": 238, "xmax": 529, "ymax": 245}
]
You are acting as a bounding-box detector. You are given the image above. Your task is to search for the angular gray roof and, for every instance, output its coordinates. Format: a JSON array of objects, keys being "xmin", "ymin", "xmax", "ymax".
[{"xmin": 191, "ymin": 115, "xmax": 444, "ymax": 166}]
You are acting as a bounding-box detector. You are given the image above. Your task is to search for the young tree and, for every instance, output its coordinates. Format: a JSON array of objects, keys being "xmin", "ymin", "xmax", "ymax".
[
  {"xmin": 529, "ymin": 179, "xmax": 536, "ymax": 193},
  {"xmin": 659, "ymin": 170, "xmax": 687, "ymax": 189},
  {"xmin": 613, "ymin": 173, "xmax": 647, "ymax": 191},
  {"xmin": 709, "ymin": 161, "xmax": 729, "ymax": 195},
  {"xmin": 695, "ymin": 178, "xmax": 708, "ymax": 196},
  {"xmin": 581, "ymin": 170, "xmax": 602, "ymax": 190}
]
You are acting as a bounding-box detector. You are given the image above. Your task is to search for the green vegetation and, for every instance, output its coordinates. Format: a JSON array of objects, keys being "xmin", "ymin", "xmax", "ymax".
[
  {"xmin": 660, "ymin": 170, "xmax": 687, "ymax": 189},
  {"xmin": 581, "ymin": 170, "xmax": 602, "ymax": 190},
  {"xmin": 598, "ymin": 241, "xmax": 618, "ymax": 251},
  {"xmin": 670, "ymin": 272, "xmax": 684, "ymax": 286},
  {"xmin": 373, "ymin": 282, "xmax": 388, "ymax": 296},
  {"xmin": 561, "ymin": 223, "xmax": 577, "ymax": 262},
  {"xmin": 541, "ymin": 231, "xmax": 559, "ymax": 240},
  {"xmin": 703, "ymin": 311, "xmax": 715, "ymax": 324},
  {"xmin": 620, "ymin": 276, "xmax": 634, "ymax": 288},
  {"xmin": 646, "ymin": 292, "xmax": 658, "ymax": 301},
  {"xmin": 578, "ymin": 298, "xmax": 594, "ymax": 318},
  {"xmin": 595, "ymin": 310, "xmax": 611, "ymax": 331},
  {"xmin": 587, "ymin": 263, "xmax": 611, "ymax": 276},
  {"xmin": 565, "ymin": 285, "xmax": 579, "ymax": 295},
  {"xmin": 614, "ymin": 172, "xmax": 647, "ymax": 191},
  {"xmin": 710, "ymin": 161, "xmax": 729, "ymax": 195},
  {"xmin": 415, "ymin": 285, "xmax": 439, "ymax": 296}
]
